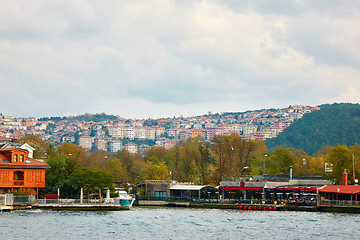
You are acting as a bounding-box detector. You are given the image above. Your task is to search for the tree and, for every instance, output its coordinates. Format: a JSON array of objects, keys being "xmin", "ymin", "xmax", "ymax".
[
  {"xmin": 42, "ymin": 144, "xmax": 81, "ymax": 198},
  {"xmin": 18, "ymin": 134, "xmax": 49, "ymax": 159},
  {"xmin": 267, "ymin": 147, "xmax": 296, "ymax": 175},
  {"xmin": 137, "ymin": 162, "xmax": 171, "ymax": 182},
  {"xmin": 211, "ymin": 134, "xmax": 264, "ymax": 183},
  {"xmin": 69, "ymin": 167, "xmax": 114, "ymax": 198},
  {"xmin": 325, "ymin": 145, "xmax": 353, "ymax": 184}
]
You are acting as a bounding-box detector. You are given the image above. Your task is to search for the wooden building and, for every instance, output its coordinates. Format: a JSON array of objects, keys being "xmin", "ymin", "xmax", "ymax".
[
  {"xmin": 317, "ymin": 169, "xmax": 360, "ymax": 208},
  {"xmin": 0, "ymin": 148, "xmax": 50, "ymax": 198}
]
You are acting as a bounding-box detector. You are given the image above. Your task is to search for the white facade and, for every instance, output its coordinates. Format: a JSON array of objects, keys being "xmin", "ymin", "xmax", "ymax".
[
  {"xmin": 242, "ymin": 125, "xmax": 258, "ymax": 136},
  {"xmin": 79, "ymin": 136, "xmax": 93, "ymax": 151},
  {"xmin": 108, "ymin": 141, "xmax": 123, "ymax": 153},
  {"xmin": 125, "ymin": 143, "xmax": 138, "ymax": 154}
]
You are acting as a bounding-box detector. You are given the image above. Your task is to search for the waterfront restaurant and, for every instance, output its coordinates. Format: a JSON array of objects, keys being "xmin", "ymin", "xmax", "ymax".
[
  {"xmin": 170, "ymin": 184, "xmax": 218, "ymax": 201},
  {"xmin": 136, "ymin": 180, "xmax": 218, "ymax": 201},
  {"xmin": 317, "ymin": 169, "xmax": 360, "ymax": 207},
  {"xmin": 0, "ymin": 148, "xmax": 50, "ymax": 198},
  {"xmin": 220, "ymin": 175, "xmax": 330, "ymax": 203}
]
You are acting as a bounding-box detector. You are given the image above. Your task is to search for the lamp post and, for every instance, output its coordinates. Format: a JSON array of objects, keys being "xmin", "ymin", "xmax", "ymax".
[
  {"xmin": 353, "ymin": 153, "xmax": 355, "ymax": 182},
  {"xmin": 104, "ymin": 156, "xmax": 107, "ymax": 169},
  {"xmin": 263, "ymin": 154, "xmax": 267, "ymax": 180},
  {"xmin": 241, "ymin": 166, "xmax": 249, "ymax": 177}
]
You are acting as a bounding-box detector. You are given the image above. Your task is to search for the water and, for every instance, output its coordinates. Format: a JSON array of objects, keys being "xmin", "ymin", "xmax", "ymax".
[{"xmin": 1, "ymin": 207, "xmax": 360, "ymax": 240}]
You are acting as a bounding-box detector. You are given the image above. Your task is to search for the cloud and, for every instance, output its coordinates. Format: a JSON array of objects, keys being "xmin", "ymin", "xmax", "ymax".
[{"xmin": 0, "ymin": 1, "xmax": 359, "ymax": 119}]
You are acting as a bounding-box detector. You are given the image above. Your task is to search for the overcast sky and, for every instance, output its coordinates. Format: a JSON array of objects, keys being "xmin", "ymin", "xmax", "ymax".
[{"xmin": 1, "ymin": 1, "xmax": 359, "ymax": 119}]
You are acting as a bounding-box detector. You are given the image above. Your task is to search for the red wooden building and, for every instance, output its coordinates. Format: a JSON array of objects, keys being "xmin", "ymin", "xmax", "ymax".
[
  {"xmin": 317, "ymin": 169, "xmax": 360, "ymax": 208},
  {"xmin": 0, "ymin": 148, "xmax": 50, "ymax": 198}
]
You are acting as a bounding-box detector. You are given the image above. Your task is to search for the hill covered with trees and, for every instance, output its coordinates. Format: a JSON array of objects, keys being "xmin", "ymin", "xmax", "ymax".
[{"xmin": 265, "ymin": 103, "xmax": 360, "ymax": 155}]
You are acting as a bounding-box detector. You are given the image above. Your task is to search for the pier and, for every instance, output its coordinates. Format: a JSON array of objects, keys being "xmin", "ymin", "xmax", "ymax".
[{"xmin": 0, "ymin": 194, "xmax": 132, "ymax": 211}]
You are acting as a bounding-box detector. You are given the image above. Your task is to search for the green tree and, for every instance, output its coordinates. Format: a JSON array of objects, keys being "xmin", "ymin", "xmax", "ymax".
[
  {"xmin": 325, "ymin": 145, "xmax": 353, "ymax": 184},
  {"xmin": 267, "ymin": 147, "xmax": 296, "ymax": 175},
  {"xmin": 137, "ymin": 162, "xmax": 171, "ymax": 182},
  {"xmin": 69, "ymin": 167, "xmax": 114, "ymax": 198}
]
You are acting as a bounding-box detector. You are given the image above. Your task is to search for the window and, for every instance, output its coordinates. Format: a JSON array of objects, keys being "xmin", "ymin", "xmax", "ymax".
[
  {"xmin": 20, "ymin": 154, "xmax": 24, "ymax": 162},
  {"xmin": 14, "ymin": 154, "xmax": 18, "ymax": 162},
  {"xmin": 154, "ymin": 191, "xmax": 167, "ymax": 200}
]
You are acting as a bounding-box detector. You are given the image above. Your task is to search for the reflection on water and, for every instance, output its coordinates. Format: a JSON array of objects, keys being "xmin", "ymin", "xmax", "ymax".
[{"xmin": 1, "ymin": 207, "xmax": 360, "ymax": 239}]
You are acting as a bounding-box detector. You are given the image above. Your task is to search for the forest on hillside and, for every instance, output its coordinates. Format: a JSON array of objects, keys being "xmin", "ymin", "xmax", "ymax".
[{"xmin": 266, "ymin": 103, "xmax": 360, "ymax": 155}]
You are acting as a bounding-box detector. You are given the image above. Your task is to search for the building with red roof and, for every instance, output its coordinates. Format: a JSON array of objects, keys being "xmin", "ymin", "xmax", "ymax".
[
  {"xmin": 317, "ymin": 169, "xmax": 360, "ymax": 208},
  {"xmin": 0, "ymin": 148, "xmax": 50, "ymax": 198}
]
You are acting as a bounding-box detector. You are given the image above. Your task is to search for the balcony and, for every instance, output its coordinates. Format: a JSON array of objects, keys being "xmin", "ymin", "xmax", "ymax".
[{"xmin": 13, "ymin": 180, "xmax": 24, "ymax": 186}]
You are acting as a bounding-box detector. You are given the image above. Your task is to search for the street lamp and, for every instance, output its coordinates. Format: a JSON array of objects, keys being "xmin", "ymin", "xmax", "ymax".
[
  {"xmin": 104, "ymin": 156, "xmax": 107, "ymax": 168},
  {"xmin": 263, "ymin": 154, "xmax": 267, "ymax": 179},
  {"xmin": 241, "ymin": 166, "xmax": 249, "ymax": 177}
]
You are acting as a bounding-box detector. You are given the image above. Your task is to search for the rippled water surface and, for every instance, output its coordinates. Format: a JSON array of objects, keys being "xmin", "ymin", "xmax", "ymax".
[{"xmin": 1, "ymin": 207, "xmax": 360, "ymax": 239}]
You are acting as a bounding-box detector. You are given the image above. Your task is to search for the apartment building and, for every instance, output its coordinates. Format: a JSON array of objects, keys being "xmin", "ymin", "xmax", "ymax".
[{"xmin": 79, "ymin": 136, "xmax": 93, "ymax": 151}]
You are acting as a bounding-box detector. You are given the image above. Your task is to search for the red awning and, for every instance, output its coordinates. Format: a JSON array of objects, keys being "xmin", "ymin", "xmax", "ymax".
[
  {"xmin": 222, "ymin": 187, "xmax": 263, "ymax": 190},
  {"xmin": 318, "ymin": 185, "xmax": 360, "ymax": 194},
  {"xmin": 275, "ymin": 187, "xmax": 317, "ymax": 192}
]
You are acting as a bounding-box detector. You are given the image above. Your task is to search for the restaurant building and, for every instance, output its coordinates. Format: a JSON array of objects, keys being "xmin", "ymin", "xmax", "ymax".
[{"xmin": 318, "ymin": 169, "xmax": 360, "ymax": 208}]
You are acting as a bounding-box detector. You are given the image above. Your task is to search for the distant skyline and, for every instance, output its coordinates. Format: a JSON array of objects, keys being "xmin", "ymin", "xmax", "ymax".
[{"xmin": 1, "ymin": 1, "xmax": 359, "ymax": 119}]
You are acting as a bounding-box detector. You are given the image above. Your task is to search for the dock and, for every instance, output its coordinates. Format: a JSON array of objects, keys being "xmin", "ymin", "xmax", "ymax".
[{"xmin": 33, "ymin": 203, "xmax": 123, "ymax": 211}]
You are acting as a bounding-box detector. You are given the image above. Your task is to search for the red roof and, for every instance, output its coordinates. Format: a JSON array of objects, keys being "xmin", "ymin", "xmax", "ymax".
[{"xmin": 318, "ymin": 185, "xmax": 360, "ymax": 194}]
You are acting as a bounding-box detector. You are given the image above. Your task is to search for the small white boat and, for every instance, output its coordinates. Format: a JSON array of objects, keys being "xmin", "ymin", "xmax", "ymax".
[{"xmin": 115, "ymin": 188, "xmax": 135, "ymax": 210}]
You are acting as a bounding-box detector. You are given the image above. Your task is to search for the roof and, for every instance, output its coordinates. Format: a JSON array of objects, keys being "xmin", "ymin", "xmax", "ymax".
[
  {"xmin": 170, "ymin": 184, "xmax": 217, "ymax": 191},
  {"xmin": 0, "ymin": 157, "xmax": 50, "ymax": 168},
  {"xmin": 318, "ymin": 185, "xmax": 360, "ymax": 194},
  {"xmin": 0, "ymin": 148, "xmax": 50, "ymax": 168},
  {"xmin": 1, "ymin": 142, "xmax": 35, "ymax": 150}
]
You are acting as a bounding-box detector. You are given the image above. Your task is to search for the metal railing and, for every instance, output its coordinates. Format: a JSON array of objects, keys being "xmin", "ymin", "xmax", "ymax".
[
  {"xmin": 0, "ymin": 194, "xmax": 34, "ymax": 206},
  {"xmin": 34, "ymin": 198, "xmax": 120, "ymax": 205},
  {"xmin": 136, "ymin": 196, "xmax": 259, "ymax": 205},
  {"xmin": 320, "ymin": 199, "xmax": 360, "ymax": 207}
]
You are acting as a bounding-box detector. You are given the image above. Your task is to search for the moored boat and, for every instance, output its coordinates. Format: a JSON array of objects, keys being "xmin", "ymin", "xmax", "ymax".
[{"xmin": 114, "ymin": 188, "xmax": 135, "ymax": 210}]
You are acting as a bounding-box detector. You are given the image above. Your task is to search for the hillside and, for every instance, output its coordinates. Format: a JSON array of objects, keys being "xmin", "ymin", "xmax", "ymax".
[{"xmin": 265, "ymin": 103, "xmax": 360, "ymax": 155}]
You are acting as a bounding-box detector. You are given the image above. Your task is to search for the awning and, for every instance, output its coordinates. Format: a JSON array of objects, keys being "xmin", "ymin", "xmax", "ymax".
[
  {"xmin": 221, "ymin": 187, "xmax": 263, "ymax": 190},
  {"xmin": 170, "ymin": 185, "xmax": 217, "ymax": 191},
  {"xmin": 275, "ymin": 187, "xmax": 317, "ymax": 192}
]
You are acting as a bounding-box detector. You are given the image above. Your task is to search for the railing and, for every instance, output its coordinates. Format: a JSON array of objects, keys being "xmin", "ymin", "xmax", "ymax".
[
  {"xmin": 0, "ymin": 194, "xmax": 34, "ymax": 206},
  {"xmin": 136, "ymin": 196, "xmax": 258, "ymax": 205},
  {"xmin": 320, "ymin": 199, "xmax": 360, "ymax": 207},
  {"xmin": 13, "ymin": 180, "xmax": 24, "ymax": 186},
  {"xmin": 34, "ymin": 198, "xmax": 120, "ymax": 205}
]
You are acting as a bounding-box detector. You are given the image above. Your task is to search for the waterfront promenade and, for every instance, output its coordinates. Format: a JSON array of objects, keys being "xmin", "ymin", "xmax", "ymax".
[{"xmin": 2, "ymin": 193, "xmax": 360, "ymax": 213}]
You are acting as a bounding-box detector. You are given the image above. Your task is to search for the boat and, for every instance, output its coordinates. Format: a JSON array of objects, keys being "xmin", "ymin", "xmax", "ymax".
[{"xmin": 114, "ymin": 188, "xmax": 135, "ymax": 210}]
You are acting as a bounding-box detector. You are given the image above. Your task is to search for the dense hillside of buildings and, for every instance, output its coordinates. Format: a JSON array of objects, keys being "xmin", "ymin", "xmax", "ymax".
[{"xmin": 0, "ymin": 105, "xmax": 319, "ymax": 154}]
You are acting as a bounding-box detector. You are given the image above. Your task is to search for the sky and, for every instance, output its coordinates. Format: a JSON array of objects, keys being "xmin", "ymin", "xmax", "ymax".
[{"xmin": 1, "ymin": 0, "xmax": 360, "ymax": 119}]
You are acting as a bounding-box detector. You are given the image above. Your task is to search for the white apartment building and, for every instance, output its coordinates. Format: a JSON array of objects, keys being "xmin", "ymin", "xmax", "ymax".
[
  {"xmin": 155, "ymin": 127, "xmax": 165, "ymax": 139},
  {"xmin": 242, "ymin": 125, "xmax": 258, "ymax": 136},
  {"xmin": 94, "ymin": 139, "xmax": 107, "ymax": 151},
  {"xmin": 135, "ymin": 127, "xmax": 146, "ymax": 139},
  {"xmin": 145, "ymin": 127, "xmax": 156, "ymax": 140},
  {"xmin": 124, "ymin": 126, "xmax": 135, "ymax": 140},
  {"xmin": 108, "ymin": 141, "xmax": 123, "ymax": 153},
  {"xmin": 108, "ymin": 126, "xmax": 125, "ymax": 138},
  {"xmin": 125, "ymin": 142, "xmax": 138, "ymax": 154},
  {"xmin": 79, "ymin": 136, "xmax": 93, "ymax": 151}
]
